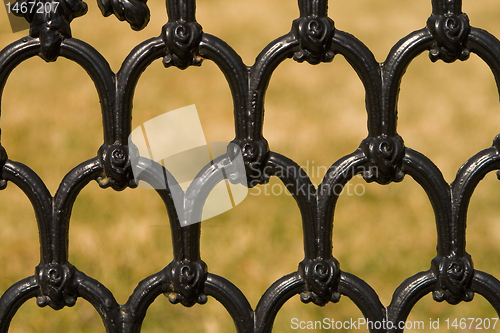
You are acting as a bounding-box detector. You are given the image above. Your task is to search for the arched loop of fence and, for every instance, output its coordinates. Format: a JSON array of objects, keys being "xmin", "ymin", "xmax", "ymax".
[{"xmin": 1, "ymin": 0, "xmax": 500, "ymax": 332}]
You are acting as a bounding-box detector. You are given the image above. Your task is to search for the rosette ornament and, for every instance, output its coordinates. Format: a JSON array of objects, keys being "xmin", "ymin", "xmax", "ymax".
[
  {"xmin": 232, "ymin": 138, "xmax": 270, "ymax": 188},
  {"xmin": 162, "ymin": 21, "xmax": 203, "ymax": 70},
  {"xmin": 431, "ymin": 254, "xmax": 474, "ymax": 305},
  {"xmin": 427, "ymin": 7, "xmax": 470, "ymax": 62},
  {"xmin": 360, "ymin": 135, "xmax": 405, "ymax": 185},
  {"xmin": 165, "ymin": 260, "xmax": 208, "ymax": 307},
  {"xmin": 98, "ymin": 144, "xmax": 137, "ymax": 191},
  {"xmin": 35, "ymin": 263, "xmax": 78, "ymax": 310},
  {"xmin": 292, "ymin": 16, "xmax": 335, "ymax": 65},
  {"xmin": 299, "ymin": 258, "xmax": 341, "ymax": 306},
  {"xmin": 12, "ymin": 0, "xmax": 88, "ymax": 61}
]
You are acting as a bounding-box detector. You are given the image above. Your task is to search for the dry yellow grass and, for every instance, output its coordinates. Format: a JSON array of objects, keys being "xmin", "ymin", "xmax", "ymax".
[{"xmin": 0, "ymin": 1, "xmax": 500, "ymax": 332}]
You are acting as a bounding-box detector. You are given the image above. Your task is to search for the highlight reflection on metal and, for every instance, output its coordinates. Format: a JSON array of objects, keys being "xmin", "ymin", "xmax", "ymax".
[{"xmin": 0, "ymin": 0, "xmax": 499, "ymax": 332}]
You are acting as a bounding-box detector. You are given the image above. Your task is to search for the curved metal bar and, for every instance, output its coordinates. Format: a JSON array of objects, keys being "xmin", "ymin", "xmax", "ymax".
[
  {"xmin": 132, "ymin": 157, "xmax": 205, "ymax": 262},
  {"xmin": 74, "ymin": 270, "xmax": 121, "ymax": 333},
  {"xmin": 3, "ymin": 0, "xmax": 500, "ymax": 330},
  {"xmin": 0, "ymin": 276, "xmax": 38, "ymax": 333},
  {"xmin": 117, "ymin": 37, "xmax": 166, "ymax": 143},
  {"xmin": 121, "ymin": 269, "xmax": 168, "ymax": 333},
  {"xmin": 318, "ymin": 149, "xmax": 368, "ymax": 259},
  {"xmin": 471, "ymin": 270, "xmax": 500, "ymax": 315},
  {"xmin": 100, "ymin": 266, "xmax": 254, "ymax": 333},
  {"xmin": 264, "ymin": 152, "xmax": 316, "ymax": 259},
  {"xmin": 60, "ymin": 39, "xmax": 116, "ymax": 144},
  {"xmin": 0, "ymin": 37, "xmax": 116, "ymax": 144},
  {"xmin": 3, "ymin": 161, "xmax": 52, "ymax": 263},
  {"xmin": 249, "ymin": 32, "xmax": 299, "ymax": 140},
  {"xmin": 253, "ymin": 270, "xmax": 387, "ymax": 333},
  {"xmin": 198, "ymin": 34, "xmax": 248, "ymax": 140},
  {"xmin": 451, "ymin": 147, "xmax": 500, "ymax": 255},
  {"xmin": 386, "ymin": 270, "xmax": 436, "ymax": 333},
  {"xmin": 381, "ymin": 28, "xmax": 434, "ymax": 136},
  {"xmin": 254, "ymin": 272, "xmax": 304, "ymax": 333},
  {"xmin": 468, "ymin": 28, "xmax": 500, "ymax": 99},
  {"xmin": 401, "ymin": 148, "xmax": 451, "ymax": 256},
  {"xmin": 131, "ymin": 158, "xmax": 191, "ymax": 261},
  {"xmin": 181, "ymin": 154, "xmax": 232, "ymax": 261},
  {"xmin": 182, "ymin": 155, "xmax": 229, "ymax": 227},
  {"xmin": 52, "ymin": 158, "xmax": 103, "ymax": 263},
  {"xmin": 331, "ymin": 30, "xmax": 382, "ymax": 137},
  {"xmin": 0, "ymin": 37, "xmax": 39, "ymax": 96},
  {"xmin": 0, "ymin": 37, "xmax": 40, "ymax": 144},
  {"xmin": 338, "ymin": 272, "xmax": 386, "ymax": 332},
  {"xmin": 205, "ymin": 273, "xmax": 254, "ymax": 333}
]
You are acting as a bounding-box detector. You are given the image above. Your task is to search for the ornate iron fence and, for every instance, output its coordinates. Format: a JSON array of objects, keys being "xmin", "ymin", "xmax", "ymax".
[{"xmin": 0, "ymin": 0, "xmax": 500, "ymax": 331}]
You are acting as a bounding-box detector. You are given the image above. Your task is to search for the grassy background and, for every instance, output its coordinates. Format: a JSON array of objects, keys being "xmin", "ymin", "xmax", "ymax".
[{"xmin": 1, "ymin": 0, "xmax": 500, "ymax": 332}]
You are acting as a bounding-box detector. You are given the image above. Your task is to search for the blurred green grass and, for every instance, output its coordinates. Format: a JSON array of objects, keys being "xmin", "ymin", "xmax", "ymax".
[{"xmin": 0, "ymin": 0, "xmax": 500, "ymax": 332}]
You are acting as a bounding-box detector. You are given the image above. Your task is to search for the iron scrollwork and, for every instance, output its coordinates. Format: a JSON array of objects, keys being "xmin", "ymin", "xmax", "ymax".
[
  {"xmin": 360, "ymin": 135, "xmax": 405, "ymax": 185},
  {"xmin": 1, "ymin": 0, "xmax": 500, "ymax": 331},
  {"xmin": 299, "ymin": 258, "xmax": 341, "ymax": 306},
  {"xmin": 428, "ymin": 0, "xmax": 471, "ymax": 62},
  {"xmin": 35, "ymin": 263, "xmax": 78, "ymax": 310},
  {"xmin": 162, "ymin": 21, "xmax": 203, "ymax": 70},
  {"xmin": 165, "ymin": 260, "xmax": 208, "ymax": 307},
  {"xmin": 98, "ymin": 144, "xmax": 137, "ymax": 191},
  {"xmin": 431, "ymin": 255, "xmax": 474, "ymax": 305},
  {"xmin": 97, "ymin": 0, "xmax": 150, "ymax": 31},
  {"xmin": 292, "ymin": 16, "xmax": 335, "ymax": 65},
  {"xmin": 12, "ymin": 0, "xmax": 88, "ymax": 61}
]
